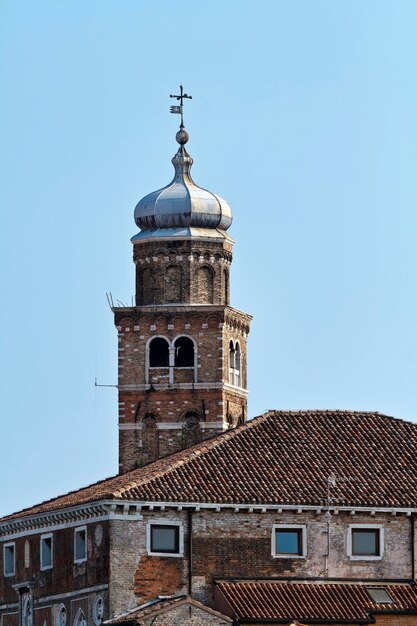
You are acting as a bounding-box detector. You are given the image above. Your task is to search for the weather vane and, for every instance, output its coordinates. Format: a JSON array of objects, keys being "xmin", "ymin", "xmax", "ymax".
[{"xmin": 170, "ymin": 85, "xmax": 192, "ymax": 127}]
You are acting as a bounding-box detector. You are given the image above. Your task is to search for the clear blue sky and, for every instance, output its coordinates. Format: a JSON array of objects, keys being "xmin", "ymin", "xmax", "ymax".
[{"xmin": 1, "ymin": 0, "xmax": 416, "ymax": 517}]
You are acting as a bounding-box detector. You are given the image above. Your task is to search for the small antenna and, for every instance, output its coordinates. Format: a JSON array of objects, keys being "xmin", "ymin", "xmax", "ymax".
[{"xmin": 95, "ymin": 377, "xmax": 117, "ymax": 389}]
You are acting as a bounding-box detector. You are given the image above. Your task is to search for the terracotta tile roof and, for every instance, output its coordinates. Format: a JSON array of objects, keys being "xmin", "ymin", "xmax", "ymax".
[
  {"xmin": 2, "ymin": 410, "xmax": 417, "ymax": 522},
  {"xmin": 103, "ymin": 595, "xmax": 233, "ymax": 624},
  {"xmin": 215, "ymin": 580, "xmax": 417, "ymax": 623}
]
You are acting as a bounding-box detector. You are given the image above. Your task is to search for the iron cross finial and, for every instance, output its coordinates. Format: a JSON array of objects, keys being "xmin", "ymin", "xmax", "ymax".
[{"xmin": 170, "ymin": 85, "xmax": 192, "ymax": 127}]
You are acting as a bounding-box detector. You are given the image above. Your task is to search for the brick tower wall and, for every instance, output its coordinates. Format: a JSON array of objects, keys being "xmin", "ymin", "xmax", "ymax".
[{"xmin": 115, "ymin": 305, "xmax": 250, "ymax": 472}]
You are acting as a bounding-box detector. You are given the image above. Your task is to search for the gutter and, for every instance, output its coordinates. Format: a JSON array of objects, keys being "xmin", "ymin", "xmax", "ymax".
[{"xmin": 412, "ymin": 512, "xmax": 416, "ymax": 580}]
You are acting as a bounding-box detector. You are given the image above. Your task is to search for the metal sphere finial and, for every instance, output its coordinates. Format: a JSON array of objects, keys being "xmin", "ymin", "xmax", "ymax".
[{"xmin": 176, "ymin": 127, "xmax": 189, "ymax": 145}]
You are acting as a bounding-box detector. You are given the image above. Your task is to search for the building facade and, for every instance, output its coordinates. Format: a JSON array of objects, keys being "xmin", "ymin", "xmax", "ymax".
[{"xmin": 1, "ymin": 111, "xmax": 417, "ymax": 626}]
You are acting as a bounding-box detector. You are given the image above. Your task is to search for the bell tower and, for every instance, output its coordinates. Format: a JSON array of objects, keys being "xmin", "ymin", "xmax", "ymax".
[{"xmin": 114, "ymin": 89, "xmax": 252, "ymax": 472}]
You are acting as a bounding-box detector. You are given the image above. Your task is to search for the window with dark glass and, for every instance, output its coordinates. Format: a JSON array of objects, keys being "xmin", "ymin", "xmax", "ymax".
[
  {"xmin": 174, "ymin": 337, "xmax": 194, "ymax": 367},
  {"xmin": 40, "ymin": 535, "xmax": 53, "ymax": 569},
  {"xmin": 275, "ymin": 528, "xmax": 302, "ymax": 555},
  {"xmin": 74, "ymin": 527, "xmax": 87, "ymax": 562},
  {"xmin": 352, "ymin": 528, "xmax": 380, "ymax": 556},
  {"xmin": 366, "ymin": 588, "xmax": 393, "ymax": 603},
  {"xmin": 149, "ymin": 337, "xmax": 169, "ymax": 367},
  {"xmin": 3, "ymin": 544, "xmax": 15, "ymax": 576},
  {"xmin": 150, "ymin": 524, "xmax": 180, "ymax": 554}
]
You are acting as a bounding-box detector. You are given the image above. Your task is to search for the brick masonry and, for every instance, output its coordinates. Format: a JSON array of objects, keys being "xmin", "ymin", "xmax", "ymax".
[
  {"xmin": 106, "ymin": 509, "xmax": 416, "ymax": 610},
  {"xmin": 114, "ymin": 237, "xmax": 252, "ymax": 472}
]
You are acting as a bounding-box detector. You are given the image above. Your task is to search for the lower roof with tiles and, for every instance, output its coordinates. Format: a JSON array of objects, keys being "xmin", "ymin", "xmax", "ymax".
[
  {"xmin": 214, "ymin": 580, "xmax": 417, "ymax": 623},
  {"xmin": 103, "ymin": 595, "xmax": 233, "ymax": 625},
  {"xmin": 2, "ymin": 410, "xmax": 417, "ymax": 522}
]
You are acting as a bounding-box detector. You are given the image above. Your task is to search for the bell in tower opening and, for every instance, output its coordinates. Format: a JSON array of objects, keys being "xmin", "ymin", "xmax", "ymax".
[{"xmin": 113, "ymin": 87, "xmax": 252, "ymax": 472}]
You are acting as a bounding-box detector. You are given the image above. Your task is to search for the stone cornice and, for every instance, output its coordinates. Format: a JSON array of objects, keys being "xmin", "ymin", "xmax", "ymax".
[{"xmin": 1, "ymin": 499, "xmax": 415, "ymax": 541}]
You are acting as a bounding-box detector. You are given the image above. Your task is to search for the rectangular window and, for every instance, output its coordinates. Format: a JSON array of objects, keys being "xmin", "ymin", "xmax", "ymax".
[
  {"xmin": 272, "ymin": 525, "xmax": 307, "ymax": 558},
  {"xmin": 74, "ymin": 527, "xmax": 87, "ymax": 563},
  {"xmin": 40, "ymin": 534, "xmax": 53, "ymax": 570},
  {"xmin": 147, "ymin": 521, "xmax": 183, "ymax": 557},
  {"xmin": 348, "ymin": 525, "xmax": 384, "ymax": 560},
  {"xmin": 352, "ymin": 528, "xmax": 380, "ymax": 556},
  {"xmin": 276, "ymin": 528, "xmax": 302, "ymax": 555},
  {"xmin": 3, "ymin": 543, "xmax": 15, "ymax": 576},
  {"xmin": 151, "ymin": 525, "xmax": 179, "ymax": 554}
]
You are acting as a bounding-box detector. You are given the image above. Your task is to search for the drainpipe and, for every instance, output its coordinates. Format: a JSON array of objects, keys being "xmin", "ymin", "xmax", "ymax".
[
  {"xmin": 411, "ymin": 513, "xmax": 416, "ymax": 580},
  {"xmin": 188, "ymin": 508, "xmax": 193, "ymax": 596}
]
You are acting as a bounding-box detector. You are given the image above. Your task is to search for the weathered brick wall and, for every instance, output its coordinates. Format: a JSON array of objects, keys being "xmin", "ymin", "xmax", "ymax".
[
  {"xmin": 133, "ymin": 240, "xmax": 232, "ymax": 306},
  {"xmin": 108, "ymin": 513, "xmax": 189, "ymax": 616},
  {"xmin": 191, "ymin": 511, "xmax": 413, "ymax": 604},
  {"xmin": 108, "ymin": 510, "xmax": 415, "ymax": 617}
]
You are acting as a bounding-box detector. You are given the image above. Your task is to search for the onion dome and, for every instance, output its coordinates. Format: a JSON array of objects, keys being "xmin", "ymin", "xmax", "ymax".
[{"xmin": 132, "ymin": 126, "xmax": 232, "ymax": 241}]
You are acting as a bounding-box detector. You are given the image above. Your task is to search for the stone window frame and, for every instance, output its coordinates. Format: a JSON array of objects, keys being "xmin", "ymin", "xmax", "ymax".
[
  {"xmin": 93, "ymin": 596, "xmax": 104, "ymax": 626},
  {"xmin": 40, "ymin": 532, "xmax": 53, "ymax": 571},
  {"xmin": 73, "ymin": 608, "xmax": 87, "ymax": 626},
  {"xmin": 229, "ymin": 340, "xmax": 242, "ymax": 388},
  {"xmin": 145, "ymin": 334, "xmax": 198, "ymax": 384},
  {"xmin": 74, "ymin": 525, "xmax": 87, "ymax": 564},
  {"xmin": 56, "ymin": 604, "xmax": 67, "ymax": 626},
  {"xmin": 3, "ymin": 541, "xmax": 15, "ymax": 577},
  {"xmin": 271, "ymin": 524, "xmax": 307, "ymax": 559},
  {"xmin": 347, "ymin": 524, "xmax": 384, "ymax": 561},
  {"xmin": 146, "ymin": 519, "xmax": 184, "ymax": 558}
]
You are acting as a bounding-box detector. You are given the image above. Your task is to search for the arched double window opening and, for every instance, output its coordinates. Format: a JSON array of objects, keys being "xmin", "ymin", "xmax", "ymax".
[
  {"xmin": 174, "ymin": 336, "xmax": 195, "ymax": 367},
  {"xmin": 229, "ymin": 340, "xmax": 241, "ymax": 387},
  {"xmin": 146, "ymin": 335, "xmax": 197, "ymax": 384},
  {"xmin": 149, "ymin": 337, "xmax": 169, "ymax": 367}
]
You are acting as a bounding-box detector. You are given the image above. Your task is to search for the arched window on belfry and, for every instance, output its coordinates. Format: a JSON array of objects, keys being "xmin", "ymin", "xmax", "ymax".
[
  {"xmin": 174, "ymin": 336, "xmax": 195, "ymax": 367},
  {"xmin": 182, "ymin": 412, "xmax": 202, "ymax": 448},
  {"xmin": 229, "ymin": 340, "xmax": 241, "ymax": 387},
  {"xmin": 197, "ymin": 266, "xmax": 214, "ymax": 304},
  {"xmin": 229, "ymin": 340, "xmax": 235, "ymax": 384},
  {"xmin": 165, "ymin": 265, "xmax": 182, "ymax": 303},
  {"xmin": 141, "ymin": 414, "xmax": 159, "ymax": 463},
  {"xmin": 149, "ymin": 337, "xmax": 169, "ymax": 367},
  {"xmin": 223, "ymin": 268, "xmax": 229, "ymax": 305},
  {"xmin": 235, "ymin": 342, "xmax": 241, "ymax": 387}
]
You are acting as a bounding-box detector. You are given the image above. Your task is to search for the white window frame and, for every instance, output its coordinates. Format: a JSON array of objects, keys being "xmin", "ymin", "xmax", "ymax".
[
  {"xmin": 271, "ymin": 524, "xmax": 307, "ymax": 559},
  {"xmin": 3, "ymin": 542, "xmax": 15, "ymax": 577},
  {"xmin": 146, "ymin": 519, "xmax": 184, "ymax": 558},
  {"xmin": 40, "ymin": 533, "xmax": 53, "ymax": 571},
  {"xmin": 74, "ymin": 525, "xmax": 87, "ymax": 564},
  {"xmin": 347, "ymin": 524, "xmax": 384, "ymax": 561}
]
